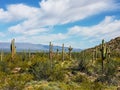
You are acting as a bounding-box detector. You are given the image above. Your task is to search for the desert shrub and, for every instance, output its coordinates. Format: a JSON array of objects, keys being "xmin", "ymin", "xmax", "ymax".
[
  {"xmin": 0, "ymin": 72, "xmax": 6, "ymax": 89},
  {"xmin": 3, "ymin": 73, "xmax": 33, "ymax": 90},
  {"xmin": 104, "ymin": 59, "xmax": 118, "ymax": 85},
  {"xmin": 28, "ymin": 60, "xmax": 65, "ymax": 81},
  {"xmin": 78, "ymin": 59, "xmax": 89, "ymax": 73},
  {"xmin": 95, "ymin": 58, "xmax": 119, "ymax": 85},
  {"xmin": 28, "ymin": 60, "xmax": 52, "ymax": 80},
  {"xmin": 72, "ymin": 74, "xmax": 88, "ymax": 83},
  {"xmin": 49, "ymin": 63, "xmax": 65, "ymax": 81},
  {"xmin": 0, "ymin": 61, "xmax": 8, "ymax": 73}
]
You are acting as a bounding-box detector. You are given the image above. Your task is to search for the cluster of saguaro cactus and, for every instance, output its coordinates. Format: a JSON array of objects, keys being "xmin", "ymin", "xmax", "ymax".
[
  {"xmin": 68, "ymin": 46, "xmax": 73, "ymax": 60},
  {"xmin": 62, "ymin": 44, "xmax": 64, "ymax": 61},
  {"xmin": 49, "ymin": 42, "xmax": 53, "ymax": 60},
  {"xmin": 10, "ymin": 39, "xmax": 16, "ymax": 60}
]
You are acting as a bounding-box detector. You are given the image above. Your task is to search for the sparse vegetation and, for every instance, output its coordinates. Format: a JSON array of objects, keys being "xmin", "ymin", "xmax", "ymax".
[{"xmin": 0, "ymin": 37, "xmax": 120, "ymax": 90}]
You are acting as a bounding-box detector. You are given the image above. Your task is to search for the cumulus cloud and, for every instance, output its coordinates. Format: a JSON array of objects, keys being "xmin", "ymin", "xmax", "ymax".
[
  {"xmin": 0, "ymin": 0, "xmax": 120, "ymax": 48},
  {"xmin": 68, "ymin": 16, "xmax": 120, "ymax": 41},
  {"xmin": 0, "ymin": 4, "xmax": 39, "ymax": 22},
  {"xmin": 0, "ymin": 0, "xmax": 118, "ymax": 35},
  {"xmin": 14, "ymin": 33, "xmax": 67, "ymax": 44}
]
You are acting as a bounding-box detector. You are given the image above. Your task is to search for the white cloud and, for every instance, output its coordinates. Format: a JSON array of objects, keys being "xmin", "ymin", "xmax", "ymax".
[
  {"xmin": 0, "ymin": 0, "xmax": 120, "ymax": 48},
  {"xmin": 14, "ymin": 33, "xmax": 67, "ymax": 44},
  {"xmin": 0, "ymin": 0, "xmax": 118, "ymax": 36},
  {"xmin": 8, "ymin": 23, "xmax": 49, "ymax": 35},
  {"xmin": 68, "ymin": 16, "xmax": 120, "ymax": 41},
  {"xmin": 0, "ymin": 4, "xmax": 39, "ymax": 22}
]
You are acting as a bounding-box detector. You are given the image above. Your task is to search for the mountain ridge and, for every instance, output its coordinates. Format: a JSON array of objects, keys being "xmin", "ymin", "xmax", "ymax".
[
  {"xmin": 84, "ymin": 36, "xmax": 120, "ymax": 56},
  {"xmin": 0, "ymin": 42, "xmax": 81, "ymax": 52}
]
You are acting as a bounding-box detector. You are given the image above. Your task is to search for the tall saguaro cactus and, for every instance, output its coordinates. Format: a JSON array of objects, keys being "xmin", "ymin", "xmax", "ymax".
[
  {"xmin": 106, "ymin": 46, "xmax": 111, "ymax": 63},
  {"xmin": 100, "ymin": 39, "xmax": 107, "ymax": 74},
  {"xmin": 10, "ymin": 39, "xmax": 16, "ymax": 60},
  {"xmin": 68, "ymin": 46, "xmax": 73, "ymax": 60},
  {"xmin": 49, "ymin": 42, "xmax": 53, "ymax": 60},
  {"xmin": 56, "ymin": 48, "xmax": 59, "ymax": 59},
  {"xmin": 92, "ymin": 47, "xmax": 97, "ymax": 62},
  {"xmin": 1, "ymin": 50, "xmax": 3, "ymax": 61},
  {"xmin": 62, "ymin": 44, "xmax": 64, "ymax": 61},
  {"xmin": 28, "ymin": 49, "xmax": 31, "ymax": 60}
]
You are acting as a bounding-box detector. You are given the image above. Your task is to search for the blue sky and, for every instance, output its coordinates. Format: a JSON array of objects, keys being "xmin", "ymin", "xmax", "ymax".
[{"xmin": 0, "ymin": 0, "xmax": 120, "ymax": 49}]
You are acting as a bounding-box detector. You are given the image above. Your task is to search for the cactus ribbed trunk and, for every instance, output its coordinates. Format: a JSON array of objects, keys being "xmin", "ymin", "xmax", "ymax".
[
  {"xmin": 49, "ymin": 42, "xmax": 53, "ymax": 60},
  {"xmin": 10, "ymin": 39, "xmax": 16, "ymax": 60},
  {"xmin": 107, "ymin": 46, "xmax": 111, "ymax": 63},
  {"xmin": 92, "ymin": 47, "xmax": 97, "ymax": 62},
  {"xmin": 49, "ymin": 42, "xmax": 53, "ymax": 68},
  {"xmin": 28, "ymin": 49, "xmax": 31, "ymax": 60},
  {"xmin": 1, "ymin": 50, "xmax": 3, "ymax": 61},
  {"xmin": 68, "ymin": 46, "xmax": 73, "ymax": 60},
  {"xmin": 56, "ymin": 49, "xmax": 59, "ymax": 59},
  {"xmin": 100, "ymin": 39, "xmax": 107, "ymax": 74}
]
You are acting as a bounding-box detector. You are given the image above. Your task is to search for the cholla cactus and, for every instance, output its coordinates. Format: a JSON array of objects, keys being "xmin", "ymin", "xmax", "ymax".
[
  {"xmin": 62, "ymin": 44, "xmax": 64, "ymax": 61},
  {"xmin": 68, "ymin": 46, "xmax": 73, "ymax": 60},
  {"xmin": 10, "ymin": 39, "xmax": 16, "ymax": 60}
]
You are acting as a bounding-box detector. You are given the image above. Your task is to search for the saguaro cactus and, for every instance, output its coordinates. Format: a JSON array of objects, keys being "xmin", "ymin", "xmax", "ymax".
[
  {"xmin": 100, "ymin": 39, "xmax": 107, "ymax": 74},
  {"xmin": 56, "ymin": 48, "xmax": 59, "ymax": 59},
  {"xmin": 92, "ymin": 47, "xmax": 97, "ymax": 62},
  {"xmin": 10, "ymin": 39, "xmax": 16, "ymax": 60},
  {"xmin": 68, "ymin": 46, "xmax": 73, "ymax": 60},
  {"xmin": 22, "ymin": 50, "xmax": 26, "ymax": 61},
  {"xmin": 106, "ymin": 46, "xmax": 111, "ymax": 63},
  {"xmin": 1, "ymin": 50, "xmax": 3, "ymax": 61},
  {"xmin": 107, "ymin": 46, "xmax": 111, "ymax": 58},
  {"xmin": 49, "ymin": 42, "xmax": 53, "ymax": 60},
  {"xmin": 28, "ymin": 49, "xmax": 31, "ymax": 60},
  {"xmin": 62, "ymin": 44, "xmax": 64, "ymax": 61}
]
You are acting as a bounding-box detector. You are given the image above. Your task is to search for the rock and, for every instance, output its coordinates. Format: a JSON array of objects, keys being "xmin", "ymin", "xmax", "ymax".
[
  {"xmin": 11, "ymin": 67, "xmax": 21, "ymax": 74},
  {"xmin": 117, "ymin": 86, "xmax": 120, "ymax": 90},
  {"xmin": 117, "ymin": 67, "xmax": 120, "ymax": 72}
]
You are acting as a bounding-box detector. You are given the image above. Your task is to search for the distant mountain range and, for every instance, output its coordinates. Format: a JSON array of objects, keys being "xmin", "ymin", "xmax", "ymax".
[{"xmin": 0, "ymin": 42, "xmax": 81, "ymax": 52}]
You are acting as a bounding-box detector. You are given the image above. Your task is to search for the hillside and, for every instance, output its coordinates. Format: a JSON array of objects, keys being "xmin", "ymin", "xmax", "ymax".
[
  {"xmin": 84, "ymin": 36, "xmax": 120, "ymax": 57},
  {"xmin": 107, "ymin": 37, "xmax": 120, "ymax": 51}
]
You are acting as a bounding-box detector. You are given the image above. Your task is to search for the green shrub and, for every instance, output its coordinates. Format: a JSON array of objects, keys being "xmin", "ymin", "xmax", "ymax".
[
  {"xmin": 28, "ymin": 60, "xmax": 65, "ymax": 81},
  {"xmin": 3, "ymin": 73, "xmax": 33, "ymax": 90}
]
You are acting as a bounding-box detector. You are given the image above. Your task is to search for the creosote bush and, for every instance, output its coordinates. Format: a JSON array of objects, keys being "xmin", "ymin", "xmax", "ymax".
[{"xmin": 28, "ymin": 60, "xmax": 65, "ymax": 81}]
